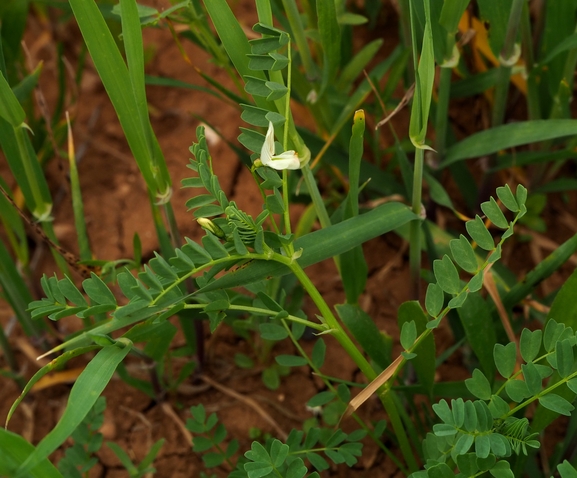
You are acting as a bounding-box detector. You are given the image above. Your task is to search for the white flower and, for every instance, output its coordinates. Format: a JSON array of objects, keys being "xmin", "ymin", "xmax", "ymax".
[{"xmin": 260, "ymin": 121, "xmax": 300, "ymax": 170}]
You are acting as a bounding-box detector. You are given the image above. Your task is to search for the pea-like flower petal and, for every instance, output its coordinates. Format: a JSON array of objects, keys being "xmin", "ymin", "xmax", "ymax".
[{"xmin": 260, "ymin": 122, "xmax": 300, "ymax": 170}]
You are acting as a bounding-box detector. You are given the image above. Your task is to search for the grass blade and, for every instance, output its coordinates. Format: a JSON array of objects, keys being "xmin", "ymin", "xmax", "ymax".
[
  {"xmin": 16, "ymin": 341, "xmax": 132, "ymax": 476},
  {"xmin": 68, "ymin": 0, "xmax": 170, "ymax": 196},
  {"xmin": 442, "ymin": 120, "xmax": 577, "ymax": 167},
  {"xmin": 0, "ymin": 428, "xmax": 63, "ymax": 478},
  {"xmin": 197, "ymin": 202, "xmax": 417, "ymax": 293}
]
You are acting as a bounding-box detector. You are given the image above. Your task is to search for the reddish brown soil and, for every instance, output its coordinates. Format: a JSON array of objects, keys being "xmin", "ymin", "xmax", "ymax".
[{"xmin": 1, "ymin": 2, "xmax": 576, "ymax": 478}]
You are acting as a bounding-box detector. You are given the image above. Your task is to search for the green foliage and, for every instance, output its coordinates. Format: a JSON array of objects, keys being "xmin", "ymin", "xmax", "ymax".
[
  {"xmin": 413, "ymin": 318, "xmax": 577, "ymax": 477},
  {"xmin": 187, "ymin": 404, "xmax": 239, "ymax": 469},
  {"xmin": 3, "ymin": 1, "xmax": 577, "ymax": 477}
]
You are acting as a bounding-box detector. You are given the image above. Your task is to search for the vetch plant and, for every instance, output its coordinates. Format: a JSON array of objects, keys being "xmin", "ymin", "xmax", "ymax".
[{"xmin": 2, "ymin": 0, "xmax": 577, "ymax": 477}]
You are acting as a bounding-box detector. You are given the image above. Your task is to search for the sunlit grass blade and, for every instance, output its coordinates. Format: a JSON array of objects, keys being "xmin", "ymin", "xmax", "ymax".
[
  {"xmin": 68, "ymin": 0, "xmax": 170, "ymax": 197},
  {"xmin": 316, "ymin": 0, "xmax": 340, "ymax": 96},
  {"xmin": 6, "ymin": 346, "xmax": 101, "ymax": 426},
  {"xmin": 15, "ymin": 341, "xmax": 132, "ymax": 476}
]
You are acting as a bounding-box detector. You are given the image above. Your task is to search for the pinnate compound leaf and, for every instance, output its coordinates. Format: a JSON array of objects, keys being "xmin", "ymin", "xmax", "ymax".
[
  {"xmin": 558, "ymin": 460, "xmax": 577, "ymax": 478},
  {"xmin": 454, "ymin": 433, "xmax": 474, "ymax": 456},
  {"xmin": 488, "ymin": 395, "xmax": 510, "ymax": 419},
  {"xmin": 450, "ymin": 235, "xmax": 478, "ymax": 273},
  {"xmin": 496, "ymin": 185, "xmax": 519, "ymax": 212},
  {"xmin": 555, "ymin": 339, "xmax": 574, "ymax": 378},
  {"xmin": 466, "ymin": 369, "xmax": 492, "ymax": 400},
  {"xmin": 259, "ymin": 323, "xmax": 288, "ymax": 341},
  {"xmin": 400, "ymin": 321, "xmax": 417, "ymax": 350},
  {"xmin": 457, "ymin": 453, "xmax": 480, "ymax": 476},
  {"xmin": 520, "ymin": 329, "xmax": 542, "ymax": 363},
  {"xmin": 544, "ymin": 320, "xmax": 566, "ymax": 352},
  {"xmin": 275, "ymin": 355, "xmax": 308, "ymax": 367},
  {"xmin": 516, "ymin": 185, "xmax": 528, "ymax": 208},
  {"xmin": 306, "ymin": 452, "xmax": 329, "ymax": 471},
  {"xmin": 58, "ymin": 277, "xmax": 88, "ymax": 307},
  {"xmin": 494, "ymin": 343, "xmax": 516, "ymax": 378},
  {"xmin": 433, "ymin": 255, "xmax": 461, "ymax": 295},
  {"xmin": 489, "ymin": 460, "xmax": 514, "ymax": 478},
  {"xmin": 489, "ymin": 434, "xmax": 509, "ymax": 457},
  {"xmin": 463, "ymin": 400, "xmax": 477, "ymax": 432},
  {"xmin": 505, "ymin": 380, "xmax": 529, "ymax": 402},
  {"xmin": 432, "ymin": 399, "xmax": 454, "ymax": 425},
  {"xmin": 474, "ymin": 401, "xmax": 493, "ymax": 432},
  {"xmin": 452, "ymin": 398, "xmax": 465, "ymax": 428},
  {"xmin": 82, "ymin": 273, "xmax": 116, "ymax": 305},
  {"xmin": 468, "ymin": 270, "xmax": 484, "ymax": 292},
  {"xmin": 481, "ymin": 197, "xmax": 509, "ymax": 229},
  {"xmin": 522, "ymin": 362, "xmax": 543, "ymax": 396},
  {"xmin": 285, "ymin": 457, "xmax": 307, "ymax": 478},
  {"xmin": 311, "ymin": 339, "xmax": 326, "ymax": 369},
  {"xmin": 466, "ymin": 216, "xmax": 495, "ymax": 251},
  {"xmin": 448, "ymin": 292, "xmax": 468, "ymax": 309},
  {"xmin": 307, "ymin": 391, "xmax": 335, "ymax": 408},
  {"xmin": 270, "ymin": 439, "xmax": 289, "ymax": 468},
  {"xmin": 567, "ymin": 378, "xmax": 577, "ymax": 394},
  {"xmin": 425, "ymin": 283, "xmax": 444, "ymax": 317},
  {"xmin": 475, "ymin": 434, "xmax": 491, "ymax": 459},
  {"xmin": 539, "ymin": 394, "xmax": 575, "ymax": 416},
  {"xmin": 427, "ymin": 463, "xmax": 454, "ymax": 478}
]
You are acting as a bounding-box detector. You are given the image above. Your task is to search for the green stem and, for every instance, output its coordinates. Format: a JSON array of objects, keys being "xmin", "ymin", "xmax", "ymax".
[
  {"xmin": 507, "ymin": 369, "xmax": 577, "ymax": 417},
  {"xmin": 287, "ymin": 260, "xmax": 373, "ymax": 378},
  {"xmin": 183, "ymin": 303, "xmax": 327, "ymax": 331},
  {"xmin": 491, "ymin": 65, "xmax": 512, "ymax": 128},
  {"xmin": 280, "ymin": 0, "xmax": 316, "ymax": 80},
  {"xmin": 409, "ymin": 147, "xmax": 424, "ymax": 300},
  {"xmin": 520, "ymin": 1, "xmax": 540, "ymax": 121},
  {"xmin": 281, "ymin": 320, "xmax": 409, "ymax": 474}
]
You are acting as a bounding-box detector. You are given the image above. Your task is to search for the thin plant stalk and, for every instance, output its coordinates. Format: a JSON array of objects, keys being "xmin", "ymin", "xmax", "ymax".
[
  {"xmin": 491, "ymin": 0, "xmax": 525, "ymax": 127},
  {"xmin": 280, "ymin": 0, "xmax": 316, "ymax": 80},
  {"xmin": 434, "ymin": 66, "xmax": 452, "ymax": 161},
  {"xmin": 410, "ymin": 148, "xmax": 424, "ymax": 300},
  {"xmin": 288, "ymin": 259, "xmax": 416, "ymax": 471}
]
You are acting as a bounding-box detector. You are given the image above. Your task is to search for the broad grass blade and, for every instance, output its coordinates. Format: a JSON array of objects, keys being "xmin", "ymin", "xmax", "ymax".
[
  {"xmin": 457, "ymin": 292, "xmax": 496, "ymax": 383},
  {"xmin": 16, "ymin": 342, "xmax": 132, "ymax": 475},
  {"xmin": 0, "ymin": 428, "xmax": 63, "ymax": 478},
  {"xmin": 442, "ymin": 120, "xmax": 577, "ymax": 167},
  {"xmin": 197, "ymin": 202, "xmax": 417, "ymax": 293}
]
